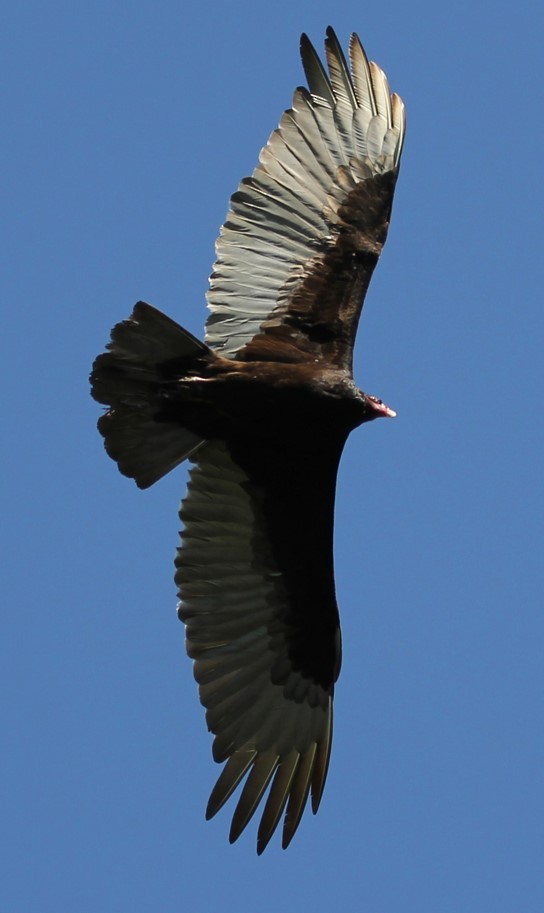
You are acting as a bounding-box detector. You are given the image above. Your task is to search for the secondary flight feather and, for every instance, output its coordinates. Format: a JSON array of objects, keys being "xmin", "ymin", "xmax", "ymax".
[{"xmin": 90, "ymin": 27, "xmax": 405, "ymax": 853}]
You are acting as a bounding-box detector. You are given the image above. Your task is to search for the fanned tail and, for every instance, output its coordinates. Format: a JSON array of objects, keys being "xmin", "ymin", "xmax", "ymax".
[{"xmin": 91, "ymin": 301, "xmax": 208, "ymax": 489}]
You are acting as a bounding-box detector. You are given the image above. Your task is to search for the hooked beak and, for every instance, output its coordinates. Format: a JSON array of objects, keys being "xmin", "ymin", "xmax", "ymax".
[{"xmin": 367, "ymin": 395, "xmax": 397, "ymax": 418}]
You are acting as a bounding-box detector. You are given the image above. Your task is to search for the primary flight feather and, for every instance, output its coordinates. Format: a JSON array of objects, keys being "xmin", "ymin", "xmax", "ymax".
[{"xmin": 90, "ymin": 27, "xmax": 405, "ymax": 853}]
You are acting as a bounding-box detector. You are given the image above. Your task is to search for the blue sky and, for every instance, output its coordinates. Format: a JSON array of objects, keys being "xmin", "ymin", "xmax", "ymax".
[{"xmin": 3, "ymin": 1, "xmax": 543, "ymax": 910}]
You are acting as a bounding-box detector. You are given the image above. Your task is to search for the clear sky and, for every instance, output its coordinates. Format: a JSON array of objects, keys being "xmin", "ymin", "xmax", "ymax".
[{"xmin": 3, "ymin": 1, "xmax": 543, "ymax": 911}]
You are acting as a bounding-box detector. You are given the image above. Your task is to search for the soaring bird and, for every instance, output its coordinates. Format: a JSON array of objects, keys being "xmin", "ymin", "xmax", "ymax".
[{"xmin": 91, "ymin": 27, "xmax": 405, "ymax": 853}]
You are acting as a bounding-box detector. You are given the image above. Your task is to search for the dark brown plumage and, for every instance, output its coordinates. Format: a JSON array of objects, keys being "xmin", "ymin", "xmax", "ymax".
[{"xmin": 90, "ymin": 27, "xmax": 405, "ymax": 853}]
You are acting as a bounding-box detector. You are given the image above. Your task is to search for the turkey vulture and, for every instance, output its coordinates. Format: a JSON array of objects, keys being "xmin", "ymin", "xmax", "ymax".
[{"xmin": 91, "ymin": 27, "xmax": 405, "ymax": 853}]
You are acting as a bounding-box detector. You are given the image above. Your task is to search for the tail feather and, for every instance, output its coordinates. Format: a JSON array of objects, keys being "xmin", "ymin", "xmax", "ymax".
[
  {"xmin": 109, "ymin": 301, "xmax": 207, "ymax": 364},
  {"xmin": 97, "ymin": 409, "xmax": 202, "ymax": 490},
  {"xmin": 91, "ymin": 302, "xmax": 207, "ymax": 489}
]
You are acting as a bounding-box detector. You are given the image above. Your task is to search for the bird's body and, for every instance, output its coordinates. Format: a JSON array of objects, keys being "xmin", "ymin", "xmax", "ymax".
[
  {"xmin": 157, "ymin": 357, "xmax": 383, "ymax": 440},
  {"xmin": 91, "ymin": 27, "xmax": 405, "ymax": 852}
]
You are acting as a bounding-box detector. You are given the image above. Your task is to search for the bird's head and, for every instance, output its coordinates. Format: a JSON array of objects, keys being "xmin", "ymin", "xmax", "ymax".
[{"xmin": 359, "ymin": 391, "xmax": 397, "ymax": 423}]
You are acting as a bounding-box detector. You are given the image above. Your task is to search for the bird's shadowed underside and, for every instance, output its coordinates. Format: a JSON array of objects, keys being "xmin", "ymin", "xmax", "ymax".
[{"xmin": 90, "ymin": 26, "xmax": 404, "ymax": 852}]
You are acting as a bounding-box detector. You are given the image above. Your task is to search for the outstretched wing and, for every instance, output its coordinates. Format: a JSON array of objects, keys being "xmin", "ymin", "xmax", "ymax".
[
  {"xmin": 177, "ymin": 437, "xmax": 343, "ymax": 852},
  {"xmin": 205, "ymin": 27, "xmax": 405, "ymax": 372}
]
